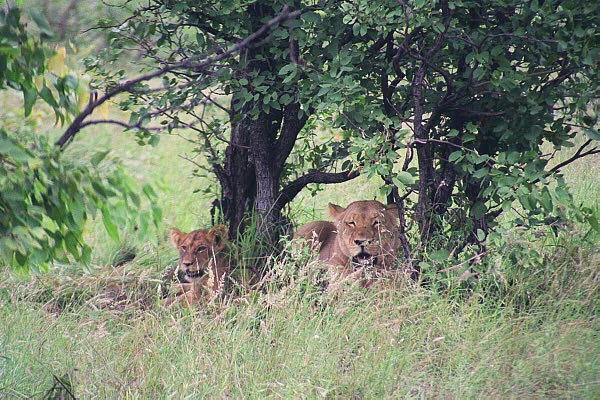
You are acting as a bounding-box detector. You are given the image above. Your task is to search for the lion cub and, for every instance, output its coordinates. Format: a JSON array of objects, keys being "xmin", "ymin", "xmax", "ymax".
[
  {"xmin": 167, "ymin": 225, "xmax": 230, "ymax": 307},
  {"xmin": 294, "ymin": 200, "xmax": 401, "ymax": 286}
]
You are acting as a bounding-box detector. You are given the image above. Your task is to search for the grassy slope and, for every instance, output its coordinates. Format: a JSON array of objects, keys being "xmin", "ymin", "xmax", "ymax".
[{"xmin": 1, "ymin": 116, "xmax": 599, "ymax": 398}]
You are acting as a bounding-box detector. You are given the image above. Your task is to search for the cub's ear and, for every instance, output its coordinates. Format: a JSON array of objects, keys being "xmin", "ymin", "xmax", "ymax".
[
  {"xmin": 171, "ymin": 228, "xmax": 185, "ymax": 247},
  {"xmin": 208, "ymin": 224, "xmax": 228, "ymax": 249},
  {"xmin": 328, "ymin": 203, "xmax": 346, "ymax": 219}
]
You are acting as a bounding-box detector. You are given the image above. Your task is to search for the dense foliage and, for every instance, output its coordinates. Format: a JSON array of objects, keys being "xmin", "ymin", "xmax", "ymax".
[
  {"xmin": 81, "ymin": 0, "xmax": 599, "ymax": 257},
  {"xmin": 0, "ymin": 8, "xmax": 160, "ymax": 272}
]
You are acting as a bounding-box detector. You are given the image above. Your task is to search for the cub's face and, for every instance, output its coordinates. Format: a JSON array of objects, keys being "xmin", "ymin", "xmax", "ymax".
[
  {"xmin": 330, "ymin": 200, "xmax": 399, "ymax": 267},
  {"xmin": 171, "ymin": 225, "xmax": 227, "ymax": 281}
]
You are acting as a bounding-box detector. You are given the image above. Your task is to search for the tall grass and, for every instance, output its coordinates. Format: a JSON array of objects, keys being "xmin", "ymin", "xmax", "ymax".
[{"xmin": 1, "ymin": 232, "xmax": 598, "ymax": 398}]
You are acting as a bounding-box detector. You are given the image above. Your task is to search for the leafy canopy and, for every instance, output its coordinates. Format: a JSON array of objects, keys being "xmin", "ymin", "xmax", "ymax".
[{"xmin": 91, "ymin": 0, "xmax": 599, "ymax": 243}]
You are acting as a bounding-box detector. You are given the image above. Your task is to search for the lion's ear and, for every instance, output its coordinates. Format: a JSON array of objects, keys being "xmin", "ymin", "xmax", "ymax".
[
  {"xmin": 208, "ymin": 224, "xmax": 228, "ymax": 249},
  {"xmin": 171, "ymin": 228, "xmax": 185, "ymax": 247},
  {"xmin": 384, "ymin": 204, "xmax": 400, "ymax": 224},
  {"xmin": 328, "ymin": 203, "xmax": 346, "ymax": 219}
]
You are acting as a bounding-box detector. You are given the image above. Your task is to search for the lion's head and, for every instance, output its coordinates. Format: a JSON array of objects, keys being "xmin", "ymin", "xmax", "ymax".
[
  {"xmin": 329, "ymin": 200, "xmax": 400, "ymax": 268},
  {"xmin": 171, "ymin": 225, "xmax": 228, "ymax": 281}
]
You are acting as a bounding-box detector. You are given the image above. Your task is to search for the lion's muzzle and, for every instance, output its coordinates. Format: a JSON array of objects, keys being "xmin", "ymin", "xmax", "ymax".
[
  {"xmin": 181, "ymin": 260, "xmax": 206, "ymax": 279},
  {"xmin": 351, "ymin": 251, "xmax": 379, "ymax": 267},
  {"xmin": 184, "ymin": 269, "xmax": 205, "ymax": 279},
  {"xmin": 351, "ymin": 239, "xmax": 380, "ymax": 267}
]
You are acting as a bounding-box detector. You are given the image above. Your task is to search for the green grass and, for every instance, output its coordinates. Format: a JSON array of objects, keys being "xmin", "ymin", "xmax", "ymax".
[
  {"xmin": 1, "ymin": 255, "xmax": 598, "ymax": 398},
  {"xmin": 1, "ymin": 99, "xmax": 599, "ymax": 398}
]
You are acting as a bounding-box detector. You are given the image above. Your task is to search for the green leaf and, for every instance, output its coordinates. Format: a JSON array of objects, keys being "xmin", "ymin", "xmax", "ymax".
[
  {"xmin": 0, "ymin": 46, "xmax": 19, "ymax": 56},
  {"xmin": 470, "ymin": 202, "xmax": 487, "ymax": 219},
  {"xmin": 129, "ymin": 191, "xmax": 141, "ymax": 208},
  {"xmin": 519, "ymin": 196, "xmax": 534, "ymax": 212},
  {"xmin": 587, "ymin": 215, "xmax": 599, "ymax": 232},
  {"xmin": 476, "ymin": 229, "xmax": 486, "ymax": 241},
  {"xmin": 151, "ymin": 204, "xmax": 162, "ymax": 226},
  {"xmin": 149, "ymin": 134, "xmax": 160, "ymax": 147},
  {"xmin": 142, "ymin": 184, "xmax": 157, "ymax": 199},
  {"xmin": 302, "ymin": 11, "xmax": 321, "ymax": 24},
  {"xmin": 15, "ymin": 251, "xmax": 27, "ymax": 267},
  {"xmin": 81, "ymin": 244, "xmax": 92, "ymax": 264},
  {"xmin": 418, "ymin": 261, "xmax": 432, "ymax": 271},
  {"xmin": 583, "ymin": 128, "xmax": 600, "ymax": 141},
  {"xmin": 91, "ymin": 150, "xmax": 110, "ymax": 166},
  {"xmin": 472, "ymin": 168, "xmax": 488, "ymax": 179},
  {"xmin": 39, "ymin": 86, "xmax": 58, "ymax": 108},
  {"xmin": 395, "ymin": 171, "xmax": 415, "ymax": 185},
  {"xmin": 279, "ymin": 93, "xmax": 293, "ymax": 105},
  {"xmin": 138, "ymin": 213, "xmax": 149, "ymax": 238},
  {"xmin": 0, "ymin": 137, "xmax": 31, "ymax": 162},
  {"xmin": 506, "ymin": 152, "xmax": 521, "ymax": 164},
  {"xmin": 429, "ymin": 249, "xmax": 450, "ymax": 262},
  {"xmin": 102, "ymin": 208, "xmax": 120, "ymax": 242},
  {"xmin": 23, "ymin": 87, "xmax": 37, "ymax": 117},
  {"xmin": 29, "ymin": 9, "xmax": 55, "ymax": 38},
  {"xmin": 64, "ymin": 232, "xmax": 80, "ymax": 258},
  {"xmin": 448, "ymin": 151, "xmax": 463, "ymax": 162},
  {"xmin": 278, "ymin": 64, "xmax": 296, "ymax": 76},
  {"xmin": 379, "ymin": 185, "xmax": 392, "ymax": 197}
]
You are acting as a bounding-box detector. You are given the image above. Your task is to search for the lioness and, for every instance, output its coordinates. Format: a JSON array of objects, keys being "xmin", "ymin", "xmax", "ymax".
[
  {"xmin": 294, "ymin": 200, "xmax": 401, "ymax": 285},
  {"xmin": 167, "ymin": 224, "xmax": 230, "ymax": 306}
]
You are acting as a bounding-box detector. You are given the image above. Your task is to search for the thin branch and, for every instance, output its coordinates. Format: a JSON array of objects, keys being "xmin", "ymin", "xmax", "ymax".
[
  {"xmin": 178, "ymin": 153, "xmax": 210, "ymax": 173},
  {"xmin": 437, "ymin": 250, "xmax": 487, "ymax": 273},
  {"xmin": 472, "ymin": 67, "xmax": 564, "ymax": 89},
  {"xmin": 78, "ymin": 119, "xmax": 163, "ymax": 131},
  {"xmin": 450, "ymin": 109, "xmax": 506, "ymax": 117},
  {"xmin": 482, "ymin": 33, "xmax": 558, "ymax": 45},
  {"xmin": 81, "ymin": 8, "xmax": 152, "ymax": 34},
  {"xmin": 547, "ymin": 139, "xmax": 600, "ymax": 175},
  {"xmin": 55, "ymin": 7, "xmax": 302, "ymax": 149}
]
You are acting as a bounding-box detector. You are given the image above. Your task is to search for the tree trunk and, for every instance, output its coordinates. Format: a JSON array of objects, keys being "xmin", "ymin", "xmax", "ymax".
[
  {"xmin": 249, "ymin": 109, "xmax": 285, "ymax": 243},
  {"xmin": 212, "ymin": 3, "xmax": 357, "ymax": 250},
  {"xmin": 217, "ymin": 105, "xmax": 257, "ymax": 239}
]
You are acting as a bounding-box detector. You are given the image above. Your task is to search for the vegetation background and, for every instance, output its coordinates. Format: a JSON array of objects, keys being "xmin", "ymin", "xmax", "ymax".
[{"xmin": 1, "ymin": 0, "xmax": 599, "ymax": 398}]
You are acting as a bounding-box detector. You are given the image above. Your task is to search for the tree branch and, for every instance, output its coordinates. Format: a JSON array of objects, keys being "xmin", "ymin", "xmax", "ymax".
[
  {"xmin": 274, "ymin": 102, "xmax": 308, "ymax": 173},
  {"xmin": 547, "ymin": 139, "xmax": 600, "ymax": 176},
  {"xmin": 78, "ymin": 118, "xmax": 162, "ymax": 131},
  {"xmin": 275, "ymin": 170, "xmax": 359, "ymax": 210},
  {"xmin": 55, "ymin": 7, "xmax": 302, "ymax": 149}
]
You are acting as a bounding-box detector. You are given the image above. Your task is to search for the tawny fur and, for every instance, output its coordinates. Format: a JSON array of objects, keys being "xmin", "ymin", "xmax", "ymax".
[
  {"xmin": 294, "ymin": 200, "xmax": 401, "ymax": 285},
  {"xmin": 167, "ymin": 225, "xmax": 230, "ymax": 307}
]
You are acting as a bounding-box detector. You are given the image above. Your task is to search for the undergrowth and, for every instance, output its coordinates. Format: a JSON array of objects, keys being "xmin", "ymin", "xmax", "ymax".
[{"xmin": 0, "ymin": 224, "xmax": 598, "ymax": 399}]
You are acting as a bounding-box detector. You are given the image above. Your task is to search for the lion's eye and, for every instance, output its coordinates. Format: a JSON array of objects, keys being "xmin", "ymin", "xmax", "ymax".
[
  {"xmin": 180, "ymin": 245, "xmax": 187, "ymax": 251},
  {"xmin": 195, "ymin": 246, "xmax": 208, "ymax": 253},
  {"xmin": 373, "ymin": 220, "xmax": 380, "ymax": 227},
  {"xmin": 346, "ymin": 221, "xmax": 356, "ymax": 227}
]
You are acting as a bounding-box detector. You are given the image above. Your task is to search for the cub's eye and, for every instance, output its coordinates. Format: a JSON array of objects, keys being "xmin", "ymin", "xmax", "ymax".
[
  {"xmin": 180, "ymin": 245, "xmax": 187, "ymax": 251},
  {"xmin": 346, "ymin": 221, "xmax": 356, "ymax": 227},
  {"xmin": 195, "ymin": 246, "xmax": 208, "ymax": 253}
]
